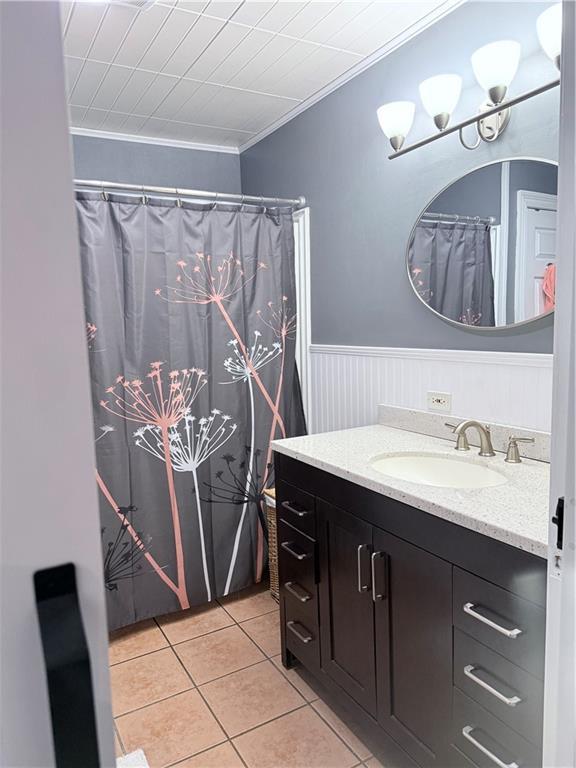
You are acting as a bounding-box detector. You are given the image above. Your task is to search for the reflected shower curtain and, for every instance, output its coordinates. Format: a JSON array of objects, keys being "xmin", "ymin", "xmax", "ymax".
[
  {"xmin": 77, "ymin": 192, "xmax": 306, "ymax": 630},
  {"xmin": 408, "ymin": 221, "xmax": 495, "ymax": 327}
]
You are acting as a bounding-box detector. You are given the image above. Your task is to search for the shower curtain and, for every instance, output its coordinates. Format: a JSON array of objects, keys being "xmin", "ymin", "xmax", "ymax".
[
  {"xmin": 77, "ymin": 191, "xmax": 306, "ymax": 630},
  {"xmin": 408, "ymin": 221, "xmax": 495, "ymax": 327}
]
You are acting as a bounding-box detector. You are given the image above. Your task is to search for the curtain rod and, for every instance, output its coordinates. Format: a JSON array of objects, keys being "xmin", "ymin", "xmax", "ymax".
[
  {"xmin": 75, "ymin": 179, "xmax": 306, "ymax": 209},
  {"xmin": 420, "ymin": 212, "xmax": 496, "ymax": 225}
]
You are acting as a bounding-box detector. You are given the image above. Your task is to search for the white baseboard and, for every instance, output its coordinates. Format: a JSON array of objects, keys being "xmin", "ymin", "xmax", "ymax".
[{"xmin": 309, "ymin": 344, "xmax": 553, "ymax": 434}]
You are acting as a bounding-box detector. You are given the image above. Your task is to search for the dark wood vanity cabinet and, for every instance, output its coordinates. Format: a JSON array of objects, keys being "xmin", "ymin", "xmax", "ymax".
[{"xmin": 276, "ymin": 453, "xmax": 547, "ymax": 768}]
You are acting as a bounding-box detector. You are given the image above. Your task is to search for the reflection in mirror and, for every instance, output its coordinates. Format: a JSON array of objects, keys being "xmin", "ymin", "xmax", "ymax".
[{"xmin": 407, "ymin": 159, "xmax": 558, "ymax": 329}]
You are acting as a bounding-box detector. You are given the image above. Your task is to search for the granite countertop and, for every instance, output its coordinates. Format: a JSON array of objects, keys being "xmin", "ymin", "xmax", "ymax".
[{"xmin": 272, "ymin": 425, "xmax": 550, "ymax": 559}]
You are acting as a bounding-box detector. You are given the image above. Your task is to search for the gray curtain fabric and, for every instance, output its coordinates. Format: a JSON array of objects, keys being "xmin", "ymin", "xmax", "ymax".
[
  {"xmin": 77, "ymin": 191, "xmax": 305, "ymax": 631},
  {"xmin": 408, "ymin": 221, "xmax": 495, "ymax": 327}
]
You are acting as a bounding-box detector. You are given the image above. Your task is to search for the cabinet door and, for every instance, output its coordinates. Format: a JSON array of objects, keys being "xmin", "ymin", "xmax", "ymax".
[
  {"xmin": 374, "ymin": 529, "xmax": 453, "ymax": 767},
  {"xmin": 318, "ymin": 500, "xmax": 377, "ymax": 716}
]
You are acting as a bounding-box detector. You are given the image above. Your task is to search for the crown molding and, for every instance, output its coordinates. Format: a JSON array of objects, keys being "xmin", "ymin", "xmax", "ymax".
[
  {"xmin": 238, "ymin": 0, "xmax": 465, "ymax": 153},
  {"xmin": 70, "ymin": 127, "xmax": 240, "ymax": 155}
]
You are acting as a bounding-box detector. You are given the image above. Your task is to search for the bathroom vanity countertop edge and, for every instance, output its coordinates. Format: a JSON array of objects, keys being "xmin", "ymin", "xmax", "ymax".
[{"xmin": 272, "ymin": 425, "xmax": 550, "ymax": 559}]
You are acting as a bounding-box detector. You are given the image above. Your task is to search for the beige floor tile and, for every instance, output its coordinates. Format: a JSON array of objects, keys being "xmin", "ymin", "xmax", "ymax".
[
  {"xmin": 240, "ymin": 611, "xmax": 280, "ymax": 657},
  {"xmin": 116, "ymin": 689, "xmax": 226, "ymax": 768},
  {"xmin": 233, "ymin": 706, "xmax": 358, "ymax": 768},
  {"xmin": 157, "ymin": 603, "xmax": 234, "ymax": 645},
  {"xmin": 270, "ymin": 656, "xmax": 319, "ymax": 702},
  {"xmin": 110, "ymin": 648, "xmax": 192, "ymax": 716},
  {"xmin": 114, "ymin": 731, "xmax": 123, "ymax": 757},
  {"xmin": 175, "ymin": 625, "xmax": 265, "ymax": 684},
  {"xmin": 312, "ymin": 700, "xmax": 372, "ymax": 761},
  {"xmin": 169, "ymin": 741, "xmax": 244, "ymax": 767},
  {"xmin": 218, "ymin": 585, "xmax": 277, "ymax": 623},
  {"xmin": 200, "ymin": 660, "xmax": 305, "ymax": 737},
  {"xmin": 109, "ymin": 619, "xmax": 168, "ymax": 665}
]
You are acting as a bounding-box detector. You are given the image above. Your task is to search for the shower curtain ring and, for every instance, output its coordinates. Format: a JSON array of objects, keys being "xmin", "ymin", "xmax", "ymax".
[
  {"xmin": 175, "ymin": 189, "xmax": 182, "ymax": 207},
  {"xmin": 101, "ymin": 183, "xmax": 108, "ymax": 201},
  {"xmin": 141, "ymin": 185, "xmax": 148, "ymax": 205}
]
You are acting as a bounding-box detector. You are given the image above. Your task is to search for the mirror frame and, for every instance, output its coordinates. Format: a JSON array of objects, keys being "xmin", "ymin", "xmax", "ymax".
[{"xmin": 405, "ymin": 156, "xmax": 558, "ymax": 332}]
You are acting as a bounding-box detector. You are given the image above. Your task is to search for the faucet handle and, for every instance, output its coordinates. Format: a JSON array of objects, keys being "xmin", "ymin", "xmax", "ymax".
[
  {"xmin": 444, "ymin": 422, "xmax": 457, "ymax": 431},
  {"xmin": 505, "ymin": 436, "xmax": 535, "ymax": 464}
]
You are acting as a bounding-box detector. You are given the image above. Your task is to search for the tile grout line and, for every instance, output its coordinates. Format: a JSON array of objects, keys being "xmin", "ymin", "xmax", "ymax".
[
  {"xmin": 113, "ymin": 719, "xmax": 127, "ymax": 757},
  {"xmin": 169, "ymin": 638, "xmax": 251, "ymax": 768},
  {"xmin": 310, "ymin": 700, "xmax": 373, "ymax": 764}
]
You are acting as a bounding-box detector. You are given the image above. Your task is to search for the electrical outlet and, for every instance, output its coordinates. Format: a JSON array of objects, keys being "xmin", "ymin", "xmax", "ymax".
[{"xmin": 427, "ymin": 391, "xmax": 452, "ymax": 413}]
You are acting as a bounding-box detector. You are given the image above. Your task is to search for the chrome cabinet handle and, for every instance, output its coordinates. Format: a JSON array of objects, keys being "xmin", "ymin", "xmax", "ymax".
[
  {"xmin": 371, "ymin": 551, "xmax": 388, "ymax": 602},
  {"xmin": 357, "ymin": 545, "xmax": 371, "ymax": 593},
  {"xmin": 285, "ymin": 581, "xmax": 311, "ymax": 602},
  {"xmin": 463, "ymin": 665, "xmax": 522, "ymax": 707},
  {"xmin": 280, "ymin": 541, "xmax": 309, "ymax": 561},
  {"xmin": 287, "ymin": 620, "xmax": 313, "ymax": 644},
  {"xmin": 462, "ymin": 726, "xmax": 519, "ymax": 768},
  {"xmin": 463, "ymin": 602, "xmax": 522, "ymax": 639},
  {"xmin": 282, "ymin": 500, "xmax": 311, "ymax": 518}
]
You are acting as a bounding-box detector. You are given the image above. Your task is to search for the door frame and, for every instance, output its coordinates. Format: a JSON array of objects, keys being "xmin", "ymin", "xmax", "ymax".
[
  {"xmin": 543, "ymin": 2, "xmax": 576, "ymax": 765},
  {"xmin": 514, "ymin": 189, "xmax": 558, "ymax": 322},
  {"xmin": 294, "ymin": 207, "xmax": 312, "ymax": 428}
]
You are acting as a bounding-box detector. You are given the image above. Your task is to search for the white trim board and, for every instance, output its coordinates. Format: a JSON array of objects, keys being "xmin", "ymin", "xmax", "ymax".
[
  {"xmin": 310, "ymin": 344, "xmax": 553, "ymax": 368},
  {"xmin": 309, "ymin": 344, "xmax": 553, "ymax": 435},
  {"xmin": 238, "ymin": 0, "xmax": 465, "ymax": 153},
  {"xmin": 70, "ymin": 127, "xmax": 240, "ymax": 155}
]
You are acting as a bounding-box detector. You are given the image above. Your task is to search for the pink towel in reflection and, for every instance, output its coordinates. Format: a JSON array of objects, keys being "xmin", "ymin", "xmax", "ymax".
[{"xmin": 543, "ymin": 263, "xmax": 556, "ymax": 311}]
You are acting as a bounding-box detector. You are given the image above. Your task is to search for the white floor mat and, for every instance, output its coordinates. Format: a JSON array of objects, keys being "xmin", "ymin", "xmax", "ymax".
[{"xmin": 116, "ymin": 749, "xmax": 150, "ymax": 768}]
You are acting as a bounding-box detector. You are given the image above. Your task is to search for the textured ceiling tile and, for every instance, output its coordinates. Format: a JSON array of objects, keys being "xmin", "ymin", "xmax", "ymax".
[
  {"xmin": 64, "ymin": 3, "xmax": 108, "ymax": 58},
  {"xmin": 89, "ymin": 4, "xmax": 138, "ymax": 63}
]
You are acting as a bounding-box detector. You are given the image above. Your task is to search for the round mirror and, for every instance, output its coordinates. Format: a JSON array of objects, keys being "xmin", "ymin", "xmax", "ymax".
[{"xmin": 407, "ymin": 159, "xmax": 558, "ymax": 329}]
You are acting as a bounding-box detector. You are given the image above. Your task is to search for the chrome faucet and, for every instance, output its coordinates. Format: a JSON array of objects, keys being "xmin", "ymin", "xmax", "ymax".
[{"xmin": 445, "ymin": 420, "xmax": 496, "ymax": 457}]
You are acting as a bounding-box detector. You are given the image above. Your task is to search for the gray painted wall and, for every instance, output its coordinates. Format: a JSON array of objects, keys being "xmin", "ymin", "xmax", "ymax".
[
  {"xmin": 240, "ymin": 2, "xmax": 559, "ymax": 353},
  {"xmin": 428, "ymin": 163, "xmax": 502, "ymax": 222},
  {"xmin": 73, "ymin": 134, "xmax": 241, "ymax": 192}
]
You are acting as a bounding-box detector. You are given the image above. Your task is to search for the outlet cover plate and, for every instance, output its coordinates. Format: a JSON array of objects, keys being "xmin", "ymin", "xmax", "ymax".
[{"xmin": 427, "ymin": 391, "xmax": 452, "ymax": 413}]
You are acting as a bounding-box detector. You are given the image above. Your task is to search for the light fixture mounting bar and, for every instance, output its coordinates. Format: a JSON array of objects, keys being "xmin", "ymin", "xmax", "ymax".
[{"xmin": 388, "ymin": 77, "xmax": 559, "ymax": 159}]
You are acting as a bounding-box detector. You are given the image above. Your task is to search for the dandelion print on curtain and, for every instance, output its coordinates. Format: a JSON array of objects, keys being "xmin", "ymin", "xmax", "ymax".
[{"xmin": 77, "ymin": 192, "xmax": 306, "ymax": 630}]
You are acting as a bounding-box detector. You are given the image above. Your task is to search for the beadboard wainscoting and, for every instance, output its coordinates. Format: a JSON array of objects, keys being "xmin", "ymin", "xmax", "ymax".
[{"xmin": 308, "ymin": 345, "xmax": 553, "ymax": 435}]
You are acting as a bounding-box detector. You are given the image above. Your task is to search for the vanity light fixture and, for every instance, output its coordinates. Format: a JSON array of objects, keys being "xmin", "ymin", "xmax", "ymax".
[
  {"xmin": 381, "ymin": 7, "xmax": 561, "ymax": 160},
  {"xmin": 376, "ymin": 101, "xmax": 415, "ymax": 151},
  {"xmin": 537, "ymin": 3, "xmax": 562, "ymax": 69},
  {"xmin": 419, "ymin": 74, "xmax": 462, "ymax": 131},
  {"xmin": 456, "ymin": 40, "xmax": 522, "ymax": 149}
]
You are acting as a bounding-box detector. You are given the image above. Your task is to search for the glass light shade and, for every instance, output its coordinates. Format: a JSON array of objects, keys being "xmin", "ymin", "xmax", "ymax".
[
  {"xmin": 419, "ymin": 74, "xmax": 462, "ymax": 118},
  {"xmin": 537, "ymin": 4, "xmax": 562, "ymax": 63},
  {"xmin": 471, "ymin": 40, "xmax": 521, "ymax": 91},
  {"xmin": 376, "ymin": 101, "xmax": 415, "ymax": 139}
]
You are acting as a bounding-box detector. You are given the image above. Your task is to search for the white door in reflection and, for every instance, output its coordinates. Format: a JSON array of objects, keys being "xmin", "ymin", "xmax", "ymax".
[{"xmin": 515, "ymin": 190, "xmax": 557, "ymax": 322}]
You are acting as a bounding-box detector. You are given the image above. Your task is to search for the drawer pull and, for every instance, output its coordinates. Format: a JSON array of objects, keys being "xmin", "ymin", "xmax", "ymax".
[
  {"xmin": 281, "ymin": 541, "xmax": 310, "ymax": 561},
  {"xmin": 463, "ymin": 603, "xmax": 523, "ymax": 639},
  {"xmin": 463, "ymin": 665, "xmax": 522, "ymax": 707},
  {"xmin": 462, "ymin": 726, "xmax": 519, "ymax": 768},
  {"xmin": 285, "ymin": 581, "xmax": 312, "ymax": 602},
  {"xmin": 287, "ymin": 620, "xmax": 313, "ymax": 644},
  {"xmin": 282, "ymin": 500, "xmax": 311, "ymax": 518}
]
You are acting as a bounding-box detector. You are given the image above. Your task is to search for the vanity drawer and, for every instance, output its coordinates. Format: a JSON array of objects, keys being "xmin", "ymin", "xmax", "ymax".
[
  {"xmin": 278, "ymin": 519, "xmax": 317, "ymax": 597},
  {"xmin": 454, "ymin": 629, "xmax": 543, "ymax": 745},
  {"xmin": 453, "ymin": 688, "xmax": 541, "ymax": 768},
  {"xmin": 276, "ymin": 480, "xmax": 316, "ymax": 539},
  {"xmin": 454, "ymin": 568, "xmax": 545, "ymax": 679},
  {"xmin": 284, "ymin": 596, "xmax": 320, "ymax": 670}
]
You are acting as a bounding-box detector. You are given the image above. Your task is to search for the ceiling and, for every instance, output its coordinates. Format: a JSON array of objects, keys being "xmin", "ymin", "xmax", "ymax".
[{"xmin": 62, "ymin": 0, "xmax": 461, "ymax": 152}]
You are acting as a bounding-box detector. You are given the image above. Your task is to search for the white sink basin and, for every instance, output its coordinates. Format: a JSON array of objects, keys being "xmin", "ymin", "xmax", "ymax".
[{"xmin": 369, "ymin": 452, "xmax": 507, "ymax": 489}]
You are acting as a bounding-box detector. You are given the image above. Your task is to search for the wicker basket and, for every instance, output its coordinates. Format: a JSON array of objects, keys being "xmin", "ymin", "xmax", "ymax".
[{"xmin": 263, "ymin": 488, "xmax": 279, "ymax": 603}]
